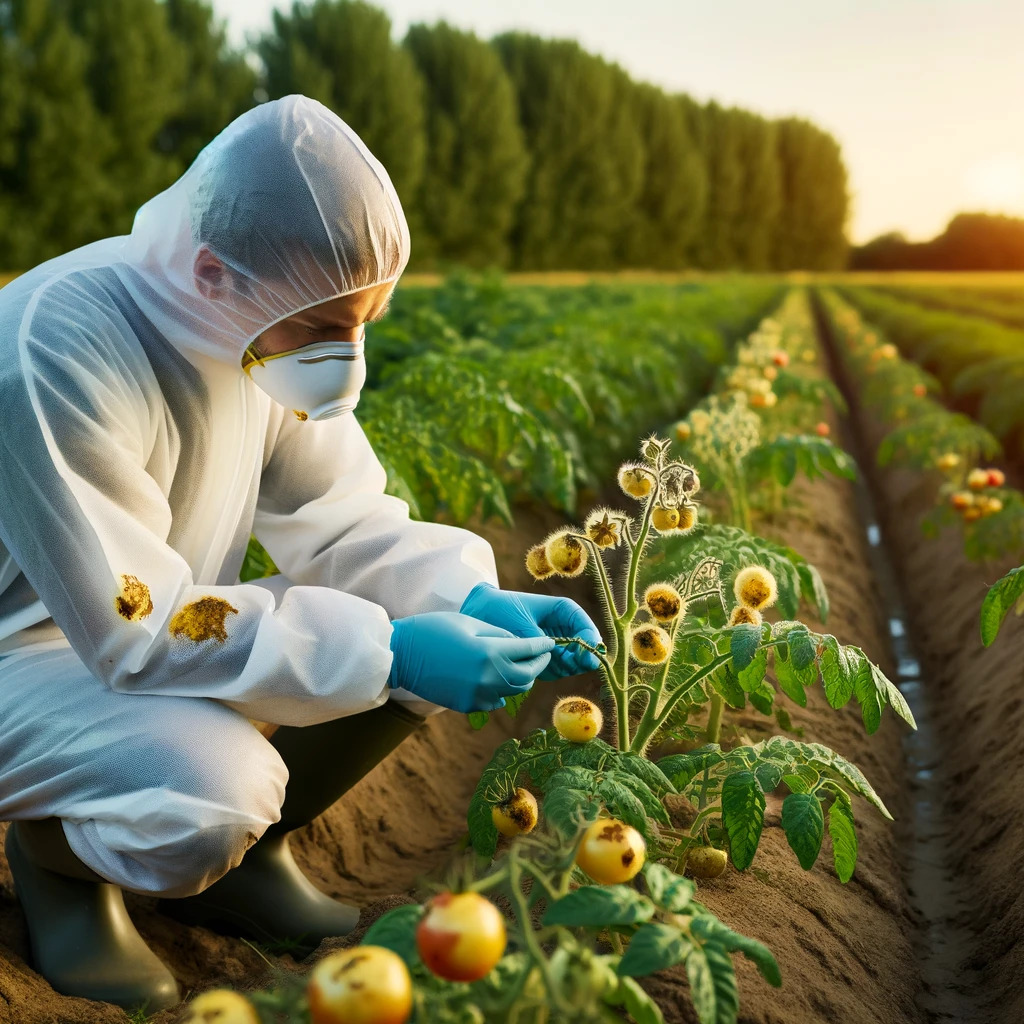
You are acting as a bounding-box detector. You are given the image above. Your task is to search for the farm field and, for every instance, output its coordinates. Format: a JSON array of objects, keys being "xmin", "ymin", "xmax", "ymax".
[{"xmin": 1, "ymin": 273, "xmax": 1022, "ymax": 1023}]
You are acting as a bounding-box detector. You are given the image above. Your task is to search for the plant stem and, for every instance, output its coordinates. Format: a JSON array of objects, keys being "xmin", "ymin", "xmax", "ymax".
[
  {"xmin": 507, "ymin": 848, "xmax": 565, "ymax": 1014},
  {"xmin": 705, "ymin": 693, "xmax": 725, "ymax": 744}
]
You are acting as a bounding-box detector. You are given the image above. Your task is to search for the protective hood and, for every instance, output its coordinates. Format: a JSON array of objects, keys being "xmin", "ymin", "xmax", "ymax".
[{"xmin": 115, "ymin": 93, "xmax": 411, "ymax": 366}]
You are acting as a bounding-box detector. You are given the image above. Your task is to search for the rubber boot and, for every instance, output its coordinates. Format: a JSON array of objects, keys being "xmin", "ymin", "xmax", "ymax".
[
  {"xmin": 4, "ymin": 818, "xmax": 180, "ymax": 1012},
  {"xmin": 157, "ymin": 699, "xmax": 429, "ymax": 957}
]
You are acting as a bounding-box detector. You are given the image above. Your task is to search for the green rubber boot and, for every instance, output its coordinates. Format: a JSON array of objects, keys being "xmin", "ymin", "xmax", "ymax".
[
  {"xmin": 157, "ymin": 699, "xmax": 429, "ymax": 957},
  {"xmin": 4, "ymin": 818, "xmax": 180, "ymax": 1012}
]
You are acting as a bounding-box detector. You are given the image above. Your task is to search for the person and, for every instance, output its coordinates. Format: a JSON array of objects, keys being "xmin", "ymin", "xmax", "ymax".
[{"xmin": 0, "ymin": 94, "xmax": 602, "ymax": 1012}]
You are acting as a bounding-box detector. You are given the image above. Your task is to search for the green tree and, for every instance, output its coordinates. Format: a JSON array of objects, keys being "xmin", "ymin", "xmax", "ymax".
[
  {"xmin": 259, "ymin": 0, "xmax": 427, "ymax": 221},
  {"xmin": 774, "ymin": 117, "xmax": 849, "ymax": 270},
  {"xmin": 694, "ymin": 102, "xmax": 746, "ymax": 269},
  {"xmin": 733, "ymin": 112, "xmax": 782, "ymax": 270},
  {"xmin": 492, "ymin": 33, "xmax": 644, "ymax": 270},
  {"xmin": 62, "ymin": 0, "xmax": 188, "ymax": 236},
  {"xmin": 160, "ymin": 0, "xmax": 258, "ymax": 169},
  {"xmin": 403, "ymin": 21, "xmax": 527, "ymax": 270},
  {"xmin": 0, "ymin": 0, "xmax": 110, "ymax": 266},
  {"xmin": 624, "ymin": 82, "xmax": 706, "ymax": 269}
]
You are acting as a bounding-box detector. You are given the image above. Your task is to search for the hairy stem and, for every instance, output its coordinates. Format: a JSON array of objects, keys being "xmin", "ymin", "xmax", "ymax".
[{"xmin": 705, "ymin": 692, "xmax": 725, "ymax": 744}]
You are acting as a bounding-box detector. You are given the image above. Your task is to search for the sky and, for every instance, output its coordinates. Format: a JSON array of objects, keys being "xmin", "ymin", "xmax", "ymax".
[{"xmin": 210, "ymin": 0, "xmax": 1024, "ymax": 244}]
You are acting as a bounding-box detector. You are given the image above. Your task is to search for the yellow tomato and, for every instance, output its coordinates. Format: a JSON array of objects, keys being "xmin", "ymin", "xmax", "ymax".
[
  {"xmin": 685, "ymin": 846, "xmax": 728, "ymax": 879},
  {"xmin": 553, "ymin": 696, "xmax": 604, "ymax": 742},
  {"xmin": 182, "ymin": 990, "xmax": 260, "ymax": 1024},
  {"xmin": 492, "ymin": 787, "xmax": 539, "ymax": 836},
  {"xmin": 650, "ymin": 506, "xmax": 680, "ymax": 532},
  {"xmin": 967, "ymin": 468, "xmax": 990, "ymax": 491},
  {"xmin": 575, "ymin": 818, "xmax": 646, "ymax": 885},
  {"xmin": 307, "ymin": 947, "xmax": 412, "ymax": 1024},
  {"xmin": 416, "ymin": 892, "xmax": 506, "ymax": 982}
]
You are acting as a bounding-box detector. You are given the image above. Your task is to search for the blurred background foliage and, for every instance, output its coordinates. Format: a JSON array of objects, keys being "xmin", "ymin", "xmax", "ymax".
[{"xmin": 0, "ymin": 0, "xmax": 851, "ymax": 272}]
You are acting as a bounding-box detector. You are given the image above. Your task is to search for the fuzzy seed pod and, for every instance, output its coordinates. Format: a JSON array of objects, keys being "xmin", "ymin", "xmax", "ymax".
[
  {"xmin": 584, "ymin": 508, "xmax": 623, "ymax": 549},
  {"xmin": 644, "ymin": 583, "xmax": 685, "ymax": 623},
  {"xmin": 525, "ymin": 544, "xmax": 555, "ymax": 580},
  {"xmin": 650, "ymin": 506, "xmax": 680, "ymax": 533},
  {"xmin": 677, "ymin": 503, "xmax": 699, "ymax": 531},
  {"xmin": 630, "ymin": 624, "xmax": 672, "ymax": 665},
  {"xmin": 734, "ymin": 566, "xmax": 778, "ymax": 611},
  {"xmin": 618, "ymin": 463, "xmax": 655, "ymax": 500},
  {"xmin": 544, "ymin": 531, "xmax": 588, "ymax": 577},
  {"xmin": 729, "ymin": 605, "xmax": 763, "ymax": 627}
]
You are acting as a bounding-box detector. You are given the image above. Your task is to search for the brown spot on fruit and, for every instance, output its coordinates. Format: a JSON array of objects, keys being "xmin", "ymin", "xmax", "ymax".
[
  {"xmin": 598, "ymin": 822, "xmax": 626, "ymax": 843},
  {"xmin": 622, "ymin": 849, "xmax": 636, "ymax": 867},
  {"xmin": 168, "ymin": 596, "xmax": 239, "ymax": 643},
  {"xmin": 294, "ymin": 410, "xmax": 308, "ymax": 421},
  {"xmin": 562, "ymin": 699, "xmax": 594, "ymax": 716},
  {"xmin": 115, "ymin": 575, "xmax": 153, "ymax": 621}
]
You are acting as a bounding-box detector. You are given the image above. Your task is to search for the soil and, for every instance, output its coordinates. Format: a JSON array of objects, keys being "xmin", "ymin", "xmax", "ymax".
[{"xmin": 0, "ymin": 409, "xmax": 964, "ymax": 1024}]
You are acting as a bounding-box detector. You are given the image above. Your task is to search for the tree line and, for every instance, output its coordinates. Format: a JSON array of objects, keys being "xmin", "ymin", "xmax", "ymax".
[
  {"xmin": 851, "ymin": 213, "xmax": 1024, "ymax": 271},
  {"xmin": 0, "ymin": 0, "xmax": 851, "ymax": 272}
]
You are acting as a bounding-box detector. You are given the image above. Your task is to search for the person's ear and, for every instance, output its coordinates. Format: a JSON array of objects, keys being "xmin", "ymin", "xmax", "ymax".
[{"xmin": 193, "ymin": 245, "xmax": 228, "ymax": 300}]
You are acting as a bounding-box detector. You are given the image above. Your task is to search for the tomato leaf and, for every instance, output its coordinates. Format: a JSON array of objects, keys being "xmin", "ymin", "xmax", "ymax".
[
  {"xmin": 721, "ymin": 771, "xmax": 765, "ymax": 871},
  {"xmin": 542, "ymin": 885, "xmax": 655, "ymax": 928},
  {"xmin": 782, "ymin": 792, "xmax": 825, "ymax": 870}
]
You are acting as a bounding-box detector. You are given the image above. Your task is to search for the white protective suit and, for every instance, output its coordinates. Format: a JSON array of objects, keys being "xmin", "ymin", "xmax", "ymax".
[{"xmin": 0, "ymin": 95, "xmax": 499, "ymax": 898}]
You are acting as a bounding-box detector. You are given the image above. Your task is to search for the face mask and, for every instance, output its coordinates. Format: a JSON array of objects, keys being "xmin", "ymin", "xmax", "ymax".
[{"xmin": 242, "ymin": 329, "xmax": 367, "ymax": 421}]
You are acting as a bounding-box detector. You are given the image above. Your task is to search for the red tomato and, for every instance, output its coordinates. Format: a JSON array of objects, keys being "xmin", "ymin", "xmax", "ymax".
[
  {"xmin": 307, "ymin": 946, "xmax": 412, "ymax": 1024},
  {"xmin": 815, "ymin": 422, "xmax": 830, "ymax": 437},
  {"xmin": 416, "ymin": 892, "xmax": 506, "ymax": 982}
]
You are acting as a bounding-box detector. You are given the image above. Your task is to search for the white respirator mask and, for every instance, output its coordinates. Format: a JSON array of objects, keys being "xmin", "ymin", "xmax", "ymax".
[{"xmin": 242, "ymin": 328, "xmax": 367, "ymax": 421}]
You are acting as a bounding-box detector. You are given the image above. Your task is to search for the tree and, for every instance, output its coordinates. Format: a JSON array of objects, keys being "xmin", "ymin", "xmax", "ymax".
[
  {"xmin": 492, "ymin": 33, "xmax": 644, "ymax": 269},
  {"xmin": 695, "ymin": 102, "xmax": 745, "ymax": 269},
  {"xmin": 259, "ymin": 0, "xmax": 427, "ymax": 223},
  {"xmin": 403, "ymin": 21, "xmax": 527, "ymax": 269},
  {"xmin": 732, "ymin": 112, "xmax": 782, "ymax": 270}
]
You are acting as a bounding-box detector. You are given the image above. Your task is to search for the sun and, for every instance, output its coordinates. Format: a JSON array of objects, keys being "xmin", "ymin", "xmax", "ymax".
[{"xmin": 964, "ymin": 155, "xmax": 1024, "ymax": 212}]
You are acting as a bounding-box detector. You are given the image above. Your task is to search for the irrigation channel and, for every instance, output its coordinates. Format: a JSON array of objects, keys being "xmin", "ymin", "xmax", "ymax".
[{"xmin": 814, "ymin": 294, "xmax": 988, "ymax": 1023}]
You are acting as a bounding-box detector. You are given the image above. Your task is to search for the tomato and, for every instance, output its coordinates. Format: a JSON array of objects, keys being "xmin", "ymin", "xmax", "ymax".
[
  {"xmin": 675, "ymin": 421, "xmax": 692, "ymax": 441},
  {"xmin": 416, "ymin": 892, "xmax": 506, "ymax": 982},
  {"xmin": 685, "ymin": 846, "xmax": 728, "ymax": 879},
  {"xmin": 650, "ymin": 505, "xmax": 680, "ymax": 532},
  {"xmin": 771, "ymin": 350, "xmax": 789, "ymax": 368},
  {"xmin": 935, "ymin": 452, "xmax": 960, "ymax": 471},
  {"xmin": 950, "ymin": 491, "xmax": 974, "ymax": 510},
  {"xmin": 967, "ymin": 468, "xmax": 990, "ymax": 490},
  {"xmin": 912, "ymin": 383, "xmax": 927, "ymax": 397},
  {"xmin": 815, "ymin": 422, "xmax": 830, "ymax": 437},
  {"xmin": 987, "ymin": 468, "xmax": 1006, "ymax": 488},
  {"xmin": 182, "ymin": 990, "xmax": 260, "ymax": 1024},
  {"xmin": 492, "ymin": 787, "xmax": 539, "ymax": 836},
  {"xmin": 306, "ymin": 947, "xmax": 412, "ymax": 1024},
  {"xmin": 575, "ymin": 818, "xmax": 646, "ymax": 884},
  {"xmin": 553, "ymin": 696, "xmax": 603, "ymax": 742}
]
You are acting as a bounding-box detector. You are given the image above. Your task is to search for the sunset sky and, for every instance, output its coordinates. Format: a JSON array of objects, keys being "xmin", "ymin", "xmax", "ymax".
[{"xmin": 212, "ymin": 0, "xmax": 1024, "ymax": 245}]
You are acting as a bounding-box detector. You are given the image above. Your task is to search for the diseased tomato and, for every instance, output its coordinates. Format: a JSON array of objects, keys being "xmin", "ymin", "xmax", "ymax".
[
  {"xmin": 967, "ymin": 468, "xmax": 990, "ymax": 490},
  {"xmin": 492, "ymin": 787, "xmax": 539, "ymax": 836},
  {"xmin": 553, "ymin": 696, "xmax": 603, "ymax": 742},
  {"xmin": 574, "ymin": 818, "xmax": 646, "ymax": 884},
  {"xmin": 987, "ymin": 468, "xmax": 1006, "ymax": 488},
  {"xmin": 182, "ymin": 990, "xmax": 261, "ymax": 1024},
  {"xmin": 686, "ymin": 846, "xmax": 728, "ymax": 879},
  {"xmin": 307, "ymin": 946, "xmax": 412, "ymax": 1024},
  {"xmin": 416, "ymin": 892, "xmax": 507, "ymax": 982}
]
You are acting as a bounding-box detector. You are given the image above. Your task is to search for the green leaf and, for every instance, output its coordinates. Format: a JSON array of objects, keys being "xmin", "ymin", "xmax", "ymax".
[
  {"xmin": 747, "ymin": 678, "xmax": 775, "ymax": 716},
  {"xmin": 686, "ymin": 941, "xmax": 739, "ymax": 1024},
  {"xmin": 617, "ymin": 922, "xmax": 690, "ymax": 978},
  {"xmin": 467, "ymin": 711, "xmax": 490, "ymax": 731},
  {"xmin": 782, "ymin": 792, "xmax": 825, "ymax": 870},
  {"xmin": 851, "ymin": 650, "xmax": 883, "ymax": 734},
  {"xmin": 361, "ymin": 904, "xmax": 422, "ymax": 966},
  {"xmin": 797, "ymin": 561, "xmax": 830, "ymax": 622},
  {"xmin": 658, "ymin": 745, "xmax": 724, "ymax": 790},
  {"xmin": 690, "ymin": 915, "xmax": 782, "ymax": 987},
  {"xmin": 606, "ymin": 769, "xmax": 672, "ymax": 826},
  {"xmin": 981, "ymin": 566, "xmax": 1024, "ymax": 646},
  {"xmin": 737, "ymin": 648, "xmax": 769, "ymax": 693},
  {"xmin": 721, "ymin": 771, "xmax": 765, "ymax": 871},
  {"xmin": 543, "ymin": 787, "xmax": 599, "ymax": 838},
  {"xmin": 597, "ymin": 776, "xmax": 655, "ymax": 839},
  {"xmin": 820, "ymin": 635, "xmax": 854, "ymax": 709},
  {"xmin": 615, "ymin": 751, "xmax": 677, "ymax": 797},
  {"xmin": 611, "ymin": 976, "xmax": 666, "ymax": 1024},
  {"xmin": 754, "ymin": 761, "xmax": 783, "ymax": 793},
  {"xmin": 874, "ymin": 664, "xmax": 917, "ymax": 729},
  {"xmin": 543, "ymin": 885, "xmax": 655, "ymax": 928},
  {"xmin": 787, "ymin": 625, "xmax": 818, "ymax": 670},
  {"xmin": 643, "ymin": 862, "xmax": 696, "ymax": 914},
  {"xmin": 828, "ymin": 792, "xmax": 858, "ymax": 883},
  {"xmin": 774, "ymin": 648, "xmax": 811, "ymax": 707},
  {"xmin": 729, "ymin": 623, "xmax": 763, "ymax": 671}
]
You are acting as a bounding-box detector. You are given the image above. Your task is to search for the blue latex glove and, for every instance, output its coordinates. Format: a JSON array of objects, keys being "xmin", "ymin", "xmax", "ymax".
[
  {"xmin": 459, "ymin": 582, "xmax": 603, "ymax": 680},
  {"xmin": 387, "ymin": 611, "xmax": 555, "ymax": 713}
]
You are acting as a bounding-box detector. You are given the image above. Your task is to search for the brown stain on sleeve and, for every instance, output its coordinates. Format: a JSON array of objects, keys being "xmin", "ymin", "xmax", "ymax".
[
  {"xmin": 168, "ymin": 596, "xmax": 239, "ymax": 643},
  {"xmin": 115, "ymin": 575, "xmax": 153, "ymax": 621}
]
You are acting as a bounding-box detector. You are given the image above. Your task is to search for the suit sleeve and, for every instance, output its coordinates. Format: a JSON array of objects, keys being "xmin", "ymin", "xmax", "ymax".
[{"xmin": 252, "ymin": 404, "xmax": 500, "ymax": 618}]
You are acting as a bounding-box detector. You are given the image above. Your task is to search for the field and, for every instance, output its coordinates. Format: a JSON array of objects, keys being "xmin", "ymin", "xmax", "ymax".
[{"xmin": 1, "ymin": 271, "xmax": 1023, "ymax": 1023}]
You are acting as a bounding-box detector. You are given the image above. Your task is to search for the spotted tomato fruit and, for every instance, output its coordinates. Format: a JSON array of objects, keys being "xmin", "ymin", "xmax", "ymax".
[
  {"xmin": 492, "ymin": 787, "xmax": 539, "ymax": 836},
  {"xmin": 307, "ymin": 946, "xmax": 412, "ymax": 1024},
  {"xmin": 685, "ymin": 846, "xmax": 728, "ymax": 879},
  {"xmin": 575, "ymin": 818, "xmax": 646, "ymax": 884},
  {"xmin": 553, "ymin": 695, "xmax": 603, "ymax": 742},
  {"xmin": 416, "ymin": 892, "xmax": 507, "ymax": 982},
  {"xmin": 182, "ymin": 990, "xmax": 261, "ymax": 1024}
]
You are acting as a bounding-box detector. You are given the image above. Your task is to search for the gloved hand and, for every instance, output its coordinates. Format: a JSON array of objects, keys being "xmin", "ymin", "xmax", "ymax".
[
  {"xmin": 387, "ymin": 611, "xmax": 555, "ymax": 713},
  {"xmin": 459, "ymin": 582, "xmax": 603, "ymax": 681}
]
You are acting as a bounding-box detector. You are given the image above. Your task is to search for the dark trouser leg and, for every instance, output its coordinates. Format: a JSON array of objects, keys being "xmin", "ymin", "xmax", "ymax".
[{"xmin": 156, "ymin": 699, "xmax": 430, "ymax": 955}]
